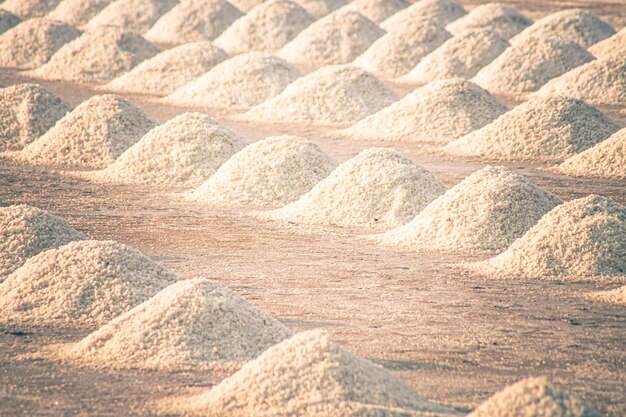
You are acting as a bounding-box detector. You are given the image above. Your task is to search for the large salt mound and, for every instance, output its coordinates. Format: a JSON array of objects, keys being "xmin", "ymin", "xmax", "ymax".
[
  {"xmin": 18, "ymin": 95, "xmax": 156, "ymax": 169},
  {"xmin": 1, "ymin": 0, "xmax": 61, "ymax": 18},
  {"xmin": 341, "ymin": 0, "xmax": 409, "ymax": 24},
  {"xmin": 193, "ymin": 136, "xmax": 335, "ymax": 207},
  {"xmin": 445, "ymin": 96, "xmax": 620, "ymax": 163},
  {"xmin": 264, "ymin": 148, "xmax": 446, "ymax": 229},
  {"xmin": 0, "ymin": 83, "xmax": 72, "ymax": 152},
  {"xmin": 86, "ymin": 0, "xmax": 178, "ymax": 33},
  {"xmin": 277, "ymin": 9, "xmax": 384, "ymax": 67},
  {"xmin": 165, "ymin": 52, "xmax": 301, "ymax": 109},
  {"xmin": 243, "ymin": 65, "xmax": 398, "ymax": 124},
  {"xmin": 445, "ymin": 3, "xmax": 532, "ymax": 40},
  {"xmin": 102, "ymin": 42, "xmax": 227, "ymax": 96},
  {"xmin": 293, "ymin": 0, "xmax": 345, "ymax": 19},
  {"xmin": 589, "ymin": 286, "xmax": 626, "ymax": 306},
  {"xmin": 0, "ymin": 9, "xmax": 21, "ymax": 35},
  {"xmin": 47, "ymin": 0, "xmax": 112, "ymax": 26},
  {"xmin": 588, "ymin": 27, "xmax": 626, "ymax": 58},
  {"xmin": 379, "ymin": 166, "xmax": 562, "ymax": 254},
  {"xmin": 342, "ymin": 79, "xmax": 507, "ymax": 143},
  {"xmin": 0, "ymin": 205, "xmax": 84, "ymax": 279},
  {"xmin": 380, "ymin": 0, "xmax": 466, "ymax": 32}
]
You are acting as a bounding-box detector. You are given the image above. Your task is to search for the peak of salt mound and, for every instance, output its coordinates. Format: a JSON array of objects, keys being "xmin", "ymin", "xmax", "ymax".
[
  {"xmin": 0, "ymin": 9, "xmax": 21, "ymax": 35},
  {"xmin": 445, "ymin": 96, "xmax": 619, "ymax": 162},
  {"xmin": 1, "ymin": 0, "xmax": 61, "ymax": 18},
  {"xmin": 243, "ymin": 65, "xmax": 397, "ymax": 124},
  {"xmin": 341, "ymin": 0, "xmax": 409, "ymax": 23},
  {"xmin": 588, "ymin": 27, "xmax": 626, "ymax": 58},
  {"xmin": 47, "ymin": 0, "xmax": 112, "ymax": 26},
  {"xmin": 145, "ymin": 0, "xmax": 242, "ymax": 45},
  {"xmin": 86, "ymin": 0, "xmax": 178, "ymax": 32},
  {"xmin": 18, "ymin": 94, "xmax": 156, "ymax": 169},
  {"xmin": 264, "ymin": 148, "xmax": 445, "ymax": 229},
  {"xmin": 342, "ymin": 79, "xmax": 506, "ymax": 143},
  {"xmin": 278, "ymin": 9, "xmax": 384, "ymax": 67},
  {"xmin": 165, "ymin": 52, "xmax": 301, "ymax": 109},
  {"xmin": 380, "ymin": 0, "xmax": 466, "ymax": 32},
  {"xmin": 293, "ymin": 0, "xmax": 345, "ymax": 19},
  {"xmin": 446, "ymin": 3, "xmax": 532, "ymax": 40},
  {"xmin": 380, "ymin": 166, "xmax": 562, "ymax": 254},
  {"xmin": 590, "ymin": 286, "xmax": 626, "ymax": 306},
  {"xmin": 193, "ymin": 135, "xmax": 335, "ymax": 207},
  {"xmin": 0, "ymin": 205, "xmax": 84, "ymax": 279},
  {"xmin": 0, "ymin": 83, "xmax": 72, "ymax": 152}
]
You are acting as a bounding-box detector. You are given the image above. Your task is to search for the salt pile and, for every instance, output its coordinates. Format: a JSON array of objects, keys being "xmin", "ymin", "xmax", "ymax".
[
  {"xmin": 264, "ymin": 148, "xmax": 446, "ymax": 229},
  {"xmin": 0, "ymin": 83, "xmax": 72, "ymax": 152},
  {"xmin": 244, "ymin": 65, "xmax": 398, "ymax": 124},
  {"xmin": 588, "ymin": 27, "xmax": 626, "ymax": 58},
  {"xmin": 102, "ymin": 42, "xmax": 227, "ymax": 96},
  {"xmin": 19, "ymin": 95, "xmax": 156, "ymax": 169},
  {"xmin": 590, "ymin": 286, "xmax": 626, "ymax": 306},
  {"xmin": 379, "ymin": 166, "xmax": 562, "ymax": 254},
  {"xmin": 341, "ymin": 0, "xmax": 409, "ymax": 23},
  {"xmin": 193, "ymin": 136, "xmax": 335, "ymax": 207},
  {"xmin": 29, "ymin": 26, "xmax": 159, "ymax": 84},
  {"xmin": 380, "ymin": 0, "xmax": 466, "ymax": 32},
  {"xmin": 445, "ymin": 96, "xmax": 619, "ymax": 162},
  {"xmin": 0, "ymin": 9, "xmax": 21, "ymax": 35},
  {"xmin": 293, "ymin": 0, "xmax": 345, "ymax": 19},
  {"xmin": 86, "ymin": 0, "xmax": 179, "ymax": 33},
  {"xmin": 445, "ymin": 3, "xmax": 532, "ymax": 40},
  {"xmin": 1, "ymin": 0, "xmax": 61, "ymax": 18},
  {"xmin": 165, "ymin": 52, "xmax": 301, "ymax": 109},
  {"xmin": 229, "ymin": 0, "xmax": 262, "ymax": 11},
  {"xmin": 342, "ymin": 79, "xmax": 507, "ymax": 143},
  {"xmin": 277, "ymin": 9, "xmax": 384, "ymax": 67},
  {"xmin": 0, "ymin": 205, "xmax": 84, "ymax": 279},
  {"xmin": 47, "ymin": 0, "xmax": 112, "ymax": 26}
]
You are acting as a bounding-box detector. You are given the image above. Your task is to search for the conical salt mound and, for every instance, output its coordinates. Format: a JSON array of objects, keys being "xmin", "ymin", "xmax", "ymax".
[
  {"xmin": 445, "ymin": 3, "xmax": 532, "ymax": 40},
  {"xmin": 0, "ymin": 10, "xmax": 21, "ymax": 35},
  {"xmin": 278, "ymin": 9, "xmax": 384, "ymax": 67},
  {"xmin": 293, "ymin": 0, "xmax": 345, "ymax": 19},
  {"xmin": 47, "ymin": 0, "xmax": 112, "ymax": 26},
  {"xmin": 468, "ymin": 377, "xmax": 601, "ymax": 417},
  {"xmin": 445, "ymin": 96, "xmax": 620, "ymax": 162},
  {"xmin": 193, "ymin": 136, "xmax": 335, "ymax": 207},
  {"xmin": 0, "ymin": 83, "xmax": 72, "ymax": 152},
  {"xmin": 1, "ymin": 0, "xmax": 61, "ymax": 18},
  {"xmin": 243, "ymin": 65, "xmax": 398, "ymax": 124},
  {"xmin": 18, "ymin": 95, "xmax": 156, "ymax": 169},
  {"xmin": 0, "ymin": 240, "xmax": 178, "ymax": 328},
  {"xmin": 342, "ymin": 0, "xmax": 409, "ymax": 23},
  {"xmin": 380, "ymin": 0, "xmax": 466, "ymax": 32},
  {"xmin": 588, "ymin": 27, "xmax": 626, "ymax": 58},
  {"xmin": 264, "ymin": 148, "xmax": 446, "ymax": 229},
  {"xmin": 342, "ymin": 79, "xmax": 507, "ymax": 143},
  {"xmin": 379, "ymin": 166, "xmax": 562, "ymax": 254},
  {"xmin": 86, "ymin": 0, "xmax": 178, "ymax": 32},
  {"xmin": 0, "ymin": 205, "xmax": 84, "ymax": 279},
  {"xmin": 92, "ymin": 113, "xmax": 246, "ymax": 186},
  {"xmin": 102, "ymin": 42, "xmax": 227, "ymax": 96},
  {"xmin": 29, "ymin": 26, "xmax": 160, "ymax": 84},
  {"xmin": 589, "ymin": 286, "xmax": 626, "ymax": 306}
]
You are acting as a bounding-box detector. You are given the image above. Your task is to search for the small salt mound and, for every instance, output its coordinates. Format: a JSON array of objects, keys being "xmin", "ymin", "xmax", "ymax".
[
  {"xmin": 588, "ymin": 27, "xmax": 626, "ymax": 58},
  {"xmin": 164, "ymin": 52, "xmax": 301, "ymax": 109},
  {"xmin": 342, "ymin": 79, "xmax": 507, "ymax": 143},
  {"xmin": 468, "ymin": 377, "xmax": 601, "ymax": 417},
  {"xmin": 445, "ymin": 96, "xmax": 619, "ymax": 163},
  {"xmin": 0, "ymin": 9, "xmax": 21, "ymax": 35},
  {"xmin": 1, "ymin": 0, "xmax": 61, "ymax": 18},
  {"xmin": 445, "ymin": 3, "xmax": 532, "ymax": 40},
  {"xmin": 102, "ymin": 42, "xmax": 227, "ymax": 96},
  {"xmin": 145, "ymin": 0, "xmax": 243, "ymax": 46},
  {"xmin": 18, "ymin": 95, "xmax": 156, "ymax": 169},
  {"xmin": 589, "ymin": 286, "xmax": 626, "ymax": 306},
  {"xmin": 341, "ymin": 0, "xmax": 409, "ymax": 24},
  {"xmin": 264, "ymin": 148, "xmax": 446, "ymax": 229},
  {"xmin": 92, "ymin": 113, "xmax": 246, "ymax": 186},
  {"xmin": 29, "ymin": 26, "xmax": 159, "ymax": 84},
  {"xmin": 277, "ymin": 9, "xmax": 384, "ymax": 67},
  {"xmin": 244, "ymin": 65, "xmax": 398, "ymax": 124},
  {"xmin": 379, "ymin": 166, "xmax": 562, "ymax": 254},
  {"xmin": 0, "ymin": 18, "xmax": 80, "ymax": 69},
  {"xmin": 47, "ymin": 0, "xmax": 112, "ymax": 26},
  {"xmin": 86, "ymin": 0, "xmax": 178, "ymax": 33},
  {"xmin": 193, "ymin": 136, "xmax": 335, "ymax": 207},
  {"xmin": 292, "ymin": 0, "xmax": 345, "ymax": 19},
  {"xmin": 0, "ymin": 205, "xmax": 84, "ymax": 279},
  {"xmin": 380, "ymin": 0, "xmax": 466, "ymax": 32},
  {"xmin": 0, "ymin": 83, "xmax": 72, "ymax": 152}
]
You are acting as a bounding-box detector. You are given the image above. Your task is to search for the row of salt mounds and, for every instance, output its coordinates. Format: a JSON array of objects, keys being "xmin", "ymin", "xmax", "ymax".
[
  {"xmin": 28, "ymin": 26, "xmax": 160, "ymax": 84},
  {"xmin": 340, "ymin": 0, "xmax": 409, "ymax": 24},
  {"xmin": 341, "ymin": 79, "xmax": 506, "ymax": 144},
  {"xmin": 86, "ymin": 0, "xmax": 178, "ymax": 33},
  {"xmin": 0, "ymin": 205, "xmax": 84, "ymax": 279},
  {"xmin": 164, "ymin": 330, "xmax": 458, "ymax": 417},
  {"xmin": 47, "ymin": 0, "xmax": 112, "ymax": 26},
  {"xmin": 445, "ymin": 3, "xmax": 532, "ymax": 40},
  {"xmin": 49, "ymin": 278, "xmax": 292, "ymax": 371},
  {"xmin": 1, "ymin": 0, "xmax": 61, "ymax": 18},
  {"xmin": 588, "ymin": 27, "xmax": 626, "ymax": 58},
  {"xmin": 277, "ymin": 9, "xmax": 384, "ymax": 67},
  {"xmin": 444, "ymin": 96, "xmax": 620, "ymax": 162},
  {"xmin": 378, "ymin": 166, "xmax": 562, "ymax": 254},
  {"xmin": 18, "ymin": 95, "xmax": 156, "ymax": 169},
  {"xmin": 469, "ymin": 195, "xmax": 626, "ymax": 280},
  {"xmin": 0, "ymin": 240, "xmax": 178, "ymax": 328},
  {"xmin": 0, "ymin": 83, "xmax": 71, "ymax": 152},
  {"xmin": 0, "ymin": 9, "xmax": 21, "ymax": 35},
  {"xmin": 102, "ymin": 42, "xmax": 227, "ymax": 96},
  {"xmin": 243, "ymin": 65, "xmax": 397, "ymax": 124},
  {"xmin": 589, "ymin": 285, "xmax": 626, "ymax": 306},
  {"xmin": 262, "ymin": 148, "xmax": 446, "ymax": 229},
  {"xmin": 380, "ymin": 0, "xmax": 466, "ymax": 32},
  {"xmin": 193, "ymin": 136, "xmax": 335, "ymax": 207},
  {"xmin": 214, "ymin": 0, "xmax": 314, "ymax": 55},
  {"xmin": 92, "ymin": 113, "xmax": 246, "ymax": 187},
  {"xmin": 0, "ymin": 18, "xmax": 80, "ymax": 69},
  {"xmin": 293, "ymin": 0, "xmax": 345, "ymax": 19}
]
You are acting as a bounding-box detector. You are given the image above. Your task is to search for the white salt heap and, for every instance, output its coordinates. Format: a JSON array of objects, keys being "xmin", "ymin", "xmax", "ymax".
[
  {"xmin": 193, "ymin": 136, "xmax": 335, "ymax": 207},
  {"xmin": 47, "ymin": 0, "xmax": 112, "ymax": 26},
  {"xmin": 293, "ymin": 0, "xmax": 345, "ymax": 19},
  {"xmin": 342, "ymin": 79, "xmax": 507, "ymax": 143},
  {"xmin": 0, "ymin": 9, "xmax": 21, "ymax": 35},
  {"xmin": 341, "ymin": 0, "xmax": 409, "ymax": 23},
  {"xmin": 86, "ymin": 0, "xmax": 178, "ymax": 33},
  {"xmin": 264, "ymin": 148, "xmax": 446, "ymax": 229},
  {"xmin": 244, "ymin": 65, "xmax": 398, "ymax": 124},
  {"xmin": 102, "ymin": 42, "xmax": 227, "ymax": 96},
  {"xmin": 379, "ymin": 166, "xmax": 562, "ymax": 254},
  {"xmin": 445, "ymin": 96, "xmax": 619, "ymax": 162},
  {"xmin": 1, "ymin": 0, "xmax": 61, "ymax": 18},
  {"xmin": 19, "ymin": 95, "xmax": 156, "ymax": 169},
  {"xmin": 214, "ymin": 0, "xmax": 314, "ymax": 54},
  {"xmin": 589, "ymin": 286, "xmax": 626, "ymax": 306},
  {"xmin": 380, "ymin": 0, "xmax": 466, "ymax": 32},
  {"xmin": 165, "ymin": 52, "xmax": 301, "ymax": 109},
  {"xmin": 0, "ymin": 83, "xmax": 72, "ymax": 152},
  {"xmin": 588, "ymin": 27, "xmax": 626, "ymax": 58},
  {"xmin": 0, "ymin": 205, "xmax": 84, "ymax": 279},
  {"xmin": 445, "ymin": 3, "xmax": 532, "ymax": 40}
]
